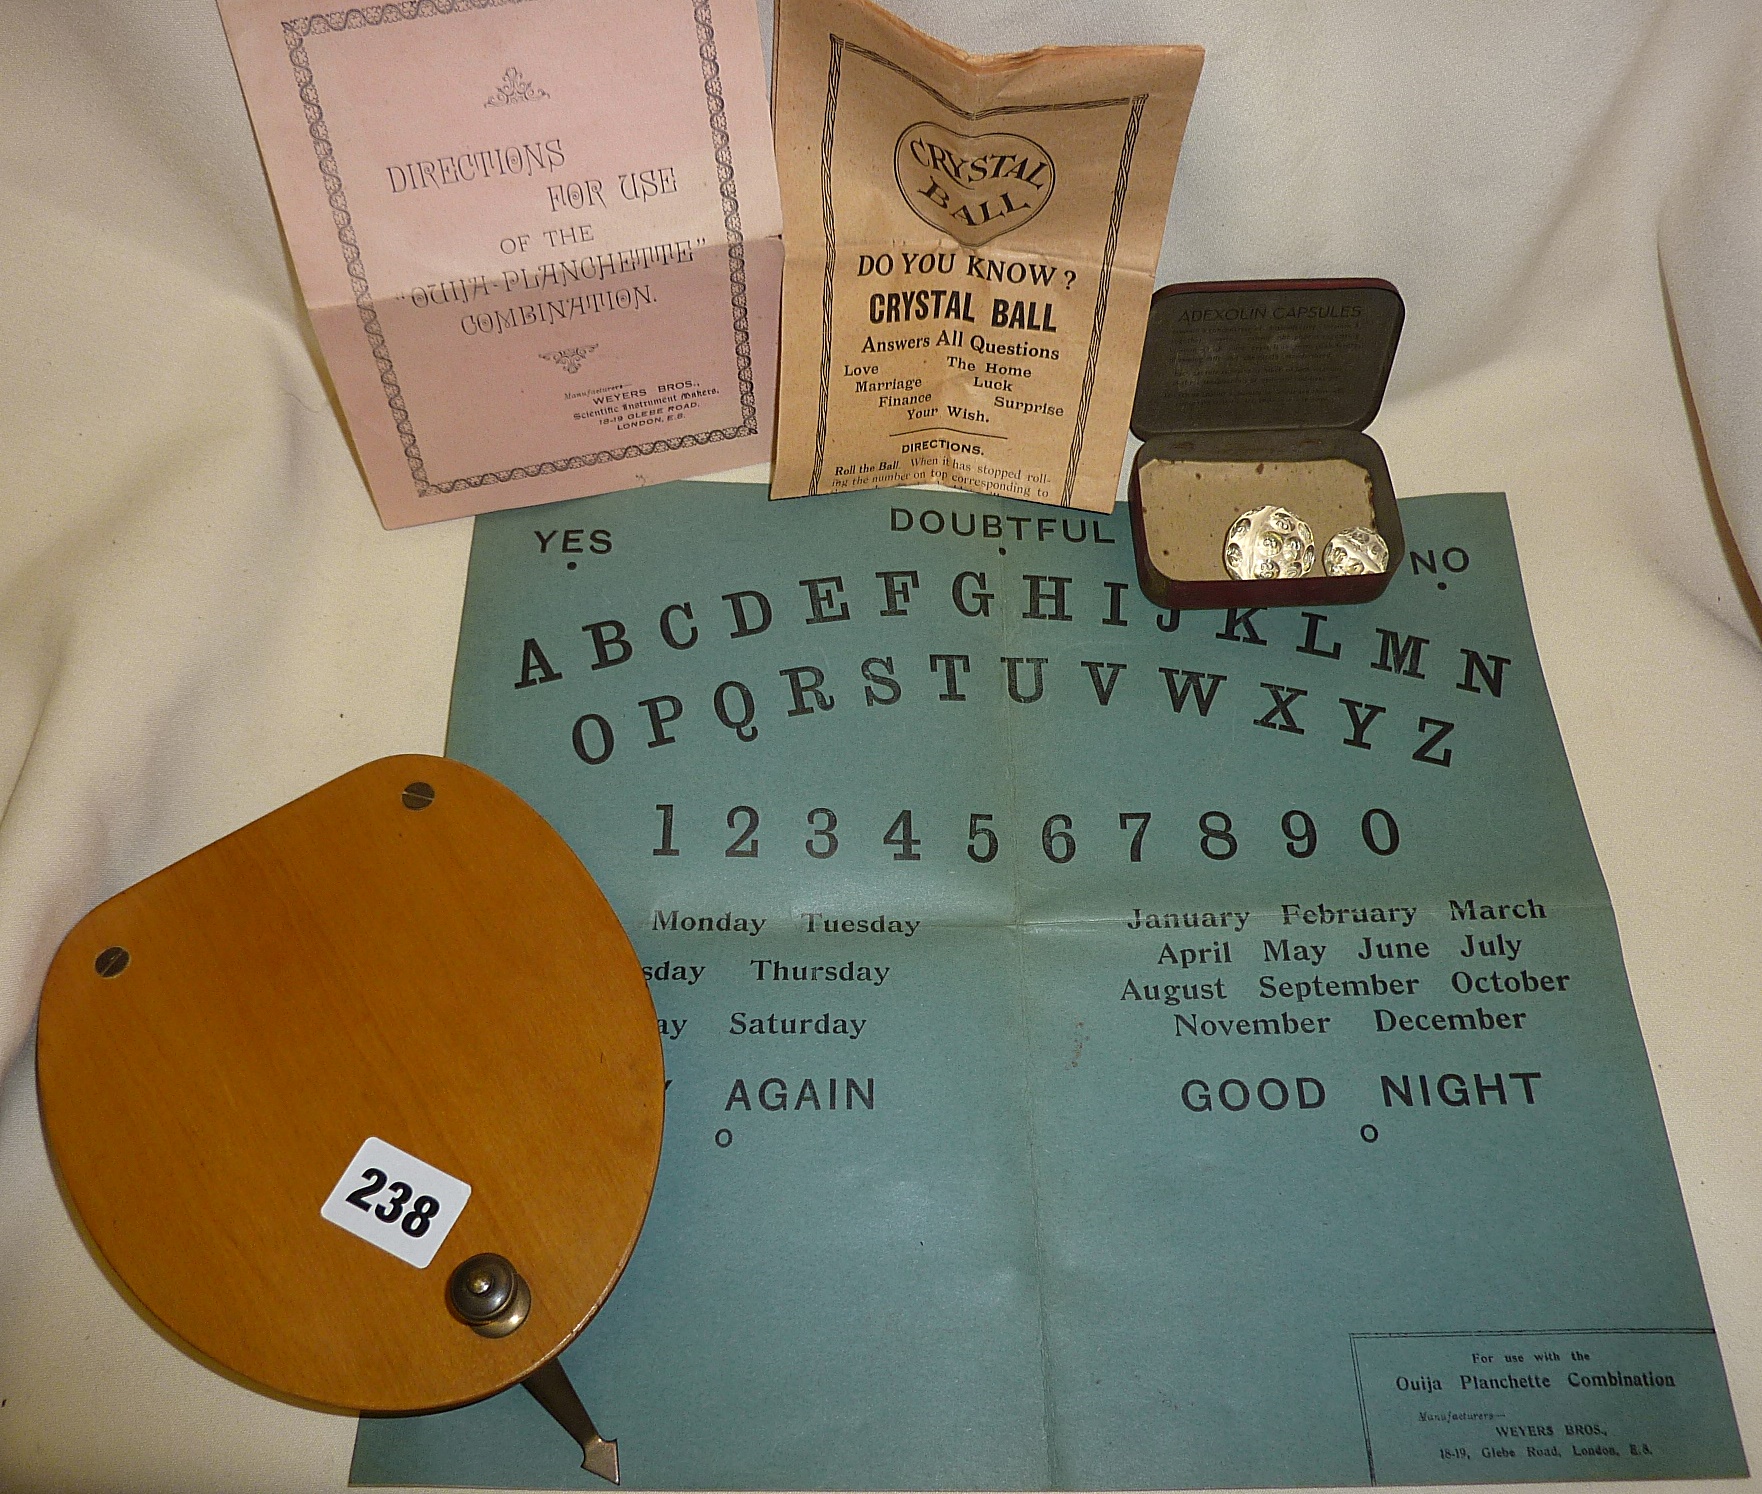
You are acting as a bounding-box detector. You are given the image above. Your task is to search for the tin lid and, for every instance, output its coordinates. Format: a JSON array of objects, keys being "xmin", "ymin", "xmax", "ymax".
[{"xmin": 1131, "ymin": 278, "xmax": 1404, "ymax": 437}]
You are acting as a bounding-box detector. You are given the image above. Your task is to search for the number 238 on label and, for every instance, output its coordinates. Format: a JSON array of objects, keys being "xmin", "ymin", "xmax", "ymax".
[{"xmin": 319, "ymin": 1136, "xmax": 472, "ymax": 1268}]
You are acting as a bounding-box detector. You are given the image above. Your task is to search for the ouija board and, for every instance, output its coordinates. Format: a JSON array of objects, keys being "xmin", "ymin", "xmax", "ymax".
[{"xmin": 352, "ymin": 482, "xmax": 1745, "ymax": 1489}]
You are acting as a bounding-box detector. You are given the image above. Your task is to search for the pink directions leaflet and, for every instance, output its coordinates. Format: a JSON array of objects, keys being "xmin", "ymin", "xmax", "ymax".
[{"xmin": 219, "ymin": 0, "xmax": 782, "ymax": 527}]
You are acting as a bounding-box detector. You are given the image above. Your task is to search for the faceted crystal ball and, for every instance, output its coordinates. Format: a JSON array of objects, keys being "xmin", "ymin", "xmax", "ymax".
[
  {"xmin": 1323, "ymin": 525, "xmax": 1390, "ymax": 576},
  {"xmin": 1223, "ymin": 505, "xmax": 1316, "ymax": 581}
]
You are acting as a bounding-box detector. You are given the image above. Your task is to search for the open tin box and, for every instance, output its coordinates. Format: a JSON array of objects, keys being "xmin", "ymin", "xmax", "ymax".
[{"xmin": 1127, "ymin": 278, "xmax": 1405, "ymax": 609}]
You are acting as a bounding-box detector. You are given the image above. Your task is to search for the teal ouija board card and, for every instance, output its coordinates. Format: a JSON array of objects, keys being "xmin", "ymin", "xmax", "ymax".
[{"xmin": 352, "ymin": 483, "xmax": 1744, "ymax": 1488}]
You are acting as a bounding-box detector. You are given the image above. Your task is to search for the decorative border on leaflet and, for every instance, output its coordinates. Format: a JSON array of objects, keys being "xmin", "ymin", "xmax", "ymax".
[{"xmin": 282, "ymin": 0, "xmax": 757, "ymax": 496}]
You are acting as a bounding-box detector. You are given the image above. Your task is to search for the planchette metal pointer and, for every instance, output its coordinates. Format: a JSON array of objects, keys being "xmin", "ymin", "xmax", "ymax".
[{"xmin": 523, "ymin": 1358, "xmax": 621, "ymax": 1484}]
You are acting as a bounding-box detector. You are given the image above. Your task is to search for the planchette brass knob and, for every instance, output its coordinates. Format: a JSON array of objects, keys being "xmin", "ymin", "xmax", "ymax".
[{"xmin": 447, "ymin": 1253, "xmax": 531, "ymax": 1338}]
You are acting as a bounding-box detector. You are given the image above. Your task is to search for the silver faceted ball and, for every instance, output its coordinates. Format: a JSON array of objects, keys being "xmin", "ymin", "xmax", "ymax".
[
  {"xmin": 1323, "ymin": 525, "xmax": 1390, "ymax": 576},
  {"xmin": 1223, "ymin": 506, "xmax": 1316, "ymax": 581}
]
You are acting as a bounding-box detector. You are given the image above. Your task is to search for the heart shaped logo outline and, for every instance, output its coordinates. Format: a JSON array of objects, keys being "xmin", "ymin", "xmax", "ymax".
[{"xmin": 892, "ymin": 122, "xmax": 1057, "ymax": 247}]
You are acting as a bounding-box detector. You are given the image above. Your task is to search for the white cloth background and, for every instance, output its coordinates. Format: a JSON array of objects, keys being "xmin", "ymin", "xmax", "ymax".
[{"xmin": 3, "ymin": 1, "xmax": 1760, "ymax": 1489}]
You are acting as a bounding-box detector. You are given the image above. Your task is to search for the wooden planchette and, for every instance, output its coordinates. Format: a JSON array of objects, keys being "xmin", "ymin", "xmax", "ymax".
[{"xmin": 37, "ymin": 755, "xmax": 663, "ymax": 1476}]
